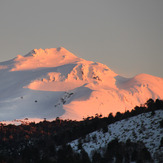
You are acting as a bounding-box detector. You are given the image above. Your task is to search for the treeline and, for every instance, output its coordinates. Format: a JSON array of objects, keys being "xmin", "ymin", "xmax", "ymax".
[
  {"xmin": 44, "ymin": 138, "xmax": 152, "ymax": 163},
  {"xmin": 0, "ymin": 98, "xmax": 162, "ymax": 162},
  {"xmin": 0, "ymin": 139, "xmax": 153, "ymax": 163},
  {"xmin": 57, "ymin": 138, "xmax": 153, "ymax": 163}
]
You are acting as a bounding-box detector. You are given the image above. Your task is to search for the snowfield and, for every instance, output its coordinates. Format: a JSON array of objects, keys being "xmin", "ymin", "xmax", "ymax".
[
  {"xmin": 0, "ymin": 47, "xmax": 163, "ymax": 122},
  {"xmin": 70, "ymin": 110, "xmax": 163, "ymax": 162}
]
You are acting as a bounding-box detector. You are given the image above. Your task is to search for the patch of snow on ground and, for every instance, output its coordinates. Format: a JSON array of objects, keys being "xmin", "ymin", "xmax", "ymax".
[{"xmin": 70, "ymin": 110, "xmax": 163, "ymax": 162}]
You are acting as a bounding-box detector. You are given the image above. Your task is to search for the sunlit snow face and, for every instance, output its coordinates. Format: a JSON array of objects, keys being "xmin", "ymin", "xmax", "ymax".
[
  {"xmin": 0, "ymin": 48, "xmax": 162, "ymax": 122},
  {"xmin": 10, "ymin": 47, "xmax": 80, "ymax": 71}
]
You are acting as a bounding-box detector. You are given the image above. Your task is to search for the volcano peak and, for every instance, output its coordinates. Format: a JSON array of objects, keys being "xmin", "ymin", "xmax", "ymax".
[
  {"xmin": 12, "ymin": 47, "xmax": 80, "ymax": 71},
  {"xmin": 0, "ymin": 48, "xmax": 162, "ymax": 122}
]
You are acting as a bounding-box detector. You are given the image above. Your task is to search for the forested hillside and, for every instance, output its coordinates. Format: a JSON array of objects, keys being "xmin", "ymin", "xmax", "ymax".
[{"xmin": 0, "ymin": 99, "xmax": 163, "ymax": 163}]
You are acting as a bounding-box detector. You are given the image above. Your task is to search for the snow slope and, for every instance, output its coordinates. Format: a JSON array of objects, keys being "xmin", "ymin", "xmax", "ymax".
[
  {"xmin": 0, "ymin": 47, "xmax": 163, "ymax": 122},
  {"xmin": 70, "ymin": 110, "xmax": 163, "ymax": 162}
]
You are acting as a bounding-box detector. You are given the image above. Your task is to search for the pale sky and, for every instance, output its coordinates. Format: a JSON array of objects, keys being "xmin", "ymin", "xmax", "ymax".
[{"xmin": 0, "ymin": 0, "xmax": 162, "ymax": 77}]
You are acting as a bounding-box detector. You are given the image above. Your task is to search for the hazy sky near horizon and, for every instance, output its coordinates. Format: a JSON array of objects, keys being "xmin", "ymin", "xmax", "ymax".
[{"xmin": 0, "ymin": 0, "xmax": 162, "ymax": 77}]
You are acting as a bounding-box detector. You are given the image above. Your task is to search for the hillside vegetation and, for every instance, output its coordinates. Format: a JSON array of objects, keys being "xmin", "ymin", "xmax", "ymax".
[{"xmin": 0, "ymin": 99, "xmax": 163, "ymax": 162}]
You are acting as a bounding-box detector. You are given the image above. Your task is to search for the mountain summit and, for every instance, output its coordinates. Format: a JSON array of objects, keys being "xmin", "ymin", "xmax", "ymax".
[
  {"xmin": 0, "ymin": 48, "xmax": 163, "ymax": 122},
  {"xmin": 11, "ymin": 47, "xmax": 80, "ymax": 71}
]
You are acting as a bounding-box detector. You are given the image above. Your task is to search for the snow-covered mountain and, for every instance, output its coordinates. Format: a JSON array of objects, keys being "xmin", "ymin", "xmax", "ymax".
[{"xmin": 0, "ymin": 47, "xmax": 163, "ymax": 122}]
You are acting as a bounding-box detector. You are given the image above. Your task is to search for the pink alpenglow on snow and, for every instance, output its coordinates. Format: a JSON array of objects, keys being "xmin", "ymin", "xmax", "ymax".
[
  {"xmin": 11, "ymin": 47, "xmax": 80, "ymax": 71},
  {"xmin": 0, "ymin": 47, "xmax": 162, "ymax": 123}
]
